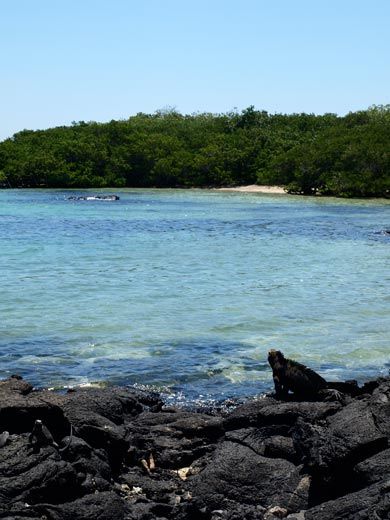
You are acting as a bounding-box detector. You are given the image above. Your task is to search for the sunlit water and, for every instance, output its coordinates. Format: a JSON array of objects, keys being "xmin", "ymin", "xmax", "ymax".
[{"xmin": 0, "ymin": 189, "xmax": 389, "ymax": 404}]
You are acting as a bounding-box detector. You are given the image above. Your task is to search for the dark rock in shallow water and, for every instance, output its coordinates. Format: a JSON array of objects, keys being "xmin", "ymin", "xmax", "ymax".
[
  {"xmin": 68, "ymin": 194, "xmax": 120, "ymax": 201},
  {"xmin": 0, "ymin": 374, "xmax": 389, "ymax": 519},
  {"xmin": 0, "ymin": 374, "xmax": 33, "ymax": 395}
]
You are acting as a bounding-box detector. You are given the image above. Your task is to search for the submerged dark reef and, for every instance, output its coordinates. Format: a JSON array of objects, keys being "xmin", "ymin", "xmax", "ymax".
[{"xmin": 0, "ymin": 373, "xmax": 389, "ymax": 519}]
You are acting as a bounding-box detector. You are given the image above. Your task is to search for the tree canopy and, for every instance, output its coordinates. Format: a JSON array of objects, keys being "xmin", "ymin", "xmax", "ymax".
[{"xmin": 0, "ymin": 105, "xmax": 389, "ymax": 197}]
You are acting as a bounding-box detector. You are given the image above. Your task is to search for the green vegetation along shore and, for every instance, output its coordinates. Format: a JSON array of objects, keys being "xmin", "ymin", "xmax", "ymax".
[{"xmin": 0, "ymin": 105, "xmax": 389, "ymax": 197}]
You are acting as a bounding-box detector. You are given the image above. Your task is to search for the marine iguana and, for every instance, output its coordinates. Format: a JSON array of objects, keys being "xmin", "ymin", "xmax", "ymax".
[
  {"xmin": 268, "ymin": 349, "xmax": 329, "ymax": 400},
  {"xmin": 28, "ymin": 419, "xmax": 73, "ymax": 453},
  {"xmin": 0, "ymin": 431, "xmax": 9, "ymax": 448}
]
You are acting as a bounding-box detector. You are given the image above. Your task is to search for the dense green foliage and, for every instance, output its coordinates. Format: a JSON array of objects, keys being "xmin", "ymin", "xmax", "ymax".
[{"xmin": 0, "ymin": 105, "xmax": 389, "ymax": 197}]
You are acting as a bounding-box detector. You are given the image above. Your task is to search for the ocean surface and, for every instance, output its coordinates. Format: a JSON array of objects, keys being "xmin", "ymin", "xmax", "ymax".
[{"xmin": 0, "ymin": 189, "xmax": 389, "ymax": 404}]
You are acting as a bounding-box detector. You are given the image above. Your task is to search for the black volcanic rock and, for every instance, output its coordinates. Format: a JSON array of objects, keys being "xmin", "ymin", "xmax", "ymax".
[
  {"xmin": 304, "ymin": 481, "xmax": 390, "ymax": 520},
  {"xmin": 189, "ymin": 441, "xmax": 308, "ymax": 512},
  {"xmin": 125, "ymin": 410, "xmax": 224, "ymax": 470},
  {"xmin": 0, "ymin": 435, "xmax": 77, "ymax": 507},
  {"xmin": 223, "ymin": 397, "xmax": 341, "ymax": 431},
  {"xmin": 353, "ymin": 447, "xmax": 390, "ymax": 485},
  {"xmin": 0, "ymin": 374, "xmax": 389, "ymax": 519}
]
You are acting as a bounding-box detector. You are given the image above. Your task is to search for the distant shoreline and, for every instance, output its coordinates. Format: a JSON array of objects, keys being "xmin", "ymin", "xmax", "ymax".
[
  {"xmin": 3, "ymin": 185, "xmax": 389, "ymax": 200},
  {"xmin": 215, "ymin": 184, "xmax": 286, "ymax": 194}
]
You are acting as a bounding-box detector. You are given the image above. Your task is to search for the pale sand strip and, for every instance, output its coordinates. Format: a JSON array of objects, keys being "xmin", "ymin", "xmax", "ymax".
[{"xmin": 216, "ymin": 184, "xmax": 286, "ymax": 194}]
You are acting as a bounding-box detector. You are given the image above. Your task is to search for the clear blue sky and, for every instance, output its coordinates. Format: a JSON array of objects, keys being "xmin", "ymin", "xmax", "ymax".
[{"xmin": 1, "ymin": 0, "xmax": 389, "ymax": 140}]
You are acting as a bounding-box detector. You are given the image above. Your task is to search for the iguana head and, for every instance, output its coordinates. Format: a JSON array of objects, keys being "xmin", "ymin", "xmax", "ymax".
[{"xmin": 268, "ymin": 349, "xmax": 286, "ymax": 367}]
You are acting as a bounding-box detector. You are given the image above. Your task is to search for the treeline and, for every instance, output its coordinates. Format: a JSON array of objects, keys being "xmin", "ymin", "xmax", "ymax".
[{"xmin": 0, "ymin": 105, "xmax": 389, "ymax": 197}]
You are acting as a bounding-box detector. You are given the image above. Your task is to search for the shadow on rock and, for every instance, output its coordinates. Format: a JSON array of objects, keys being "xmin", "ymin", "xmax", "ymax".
[{"xmin": 0, "ymin": 374, "xmax": 389, "ymax": 519}]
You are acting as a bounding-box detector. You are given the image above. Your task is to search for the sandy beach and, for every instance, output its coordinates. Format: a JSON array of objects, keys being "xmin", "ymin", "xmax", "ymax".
[{"xmin": 216, "ymin": 184, "xmax": 286, "ymax": 194}]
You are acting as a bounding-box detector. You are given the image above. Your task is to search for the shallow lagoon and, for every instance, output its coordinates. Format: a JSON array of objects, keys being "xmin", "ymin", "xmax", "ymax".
[{"xmin": 0, "ymin": 189, "xmax": 389, "ymax": 403}]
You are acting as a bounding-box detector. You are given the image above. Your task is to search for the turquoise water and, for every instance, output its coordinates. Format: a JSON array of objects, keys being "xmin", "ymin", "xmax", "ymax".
[{"xmin": 0, "ymin": 189, "xmax": 389, "ymax": 402}]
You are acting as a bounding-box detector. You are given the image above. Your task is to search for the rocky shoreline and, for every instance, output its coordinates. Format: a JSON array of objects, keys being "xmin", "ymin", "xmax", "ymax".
[{"xmin": 0, "ymin": 375, "xmax": 389, "ymax": 520}]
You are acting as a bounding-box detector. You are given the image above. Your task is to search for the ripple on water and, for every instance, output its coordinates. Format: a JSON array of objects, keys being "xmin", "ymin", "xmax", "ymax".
[{"xmin": 0, "ymin": 189, "xmax": 389, "ymax": 402}]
